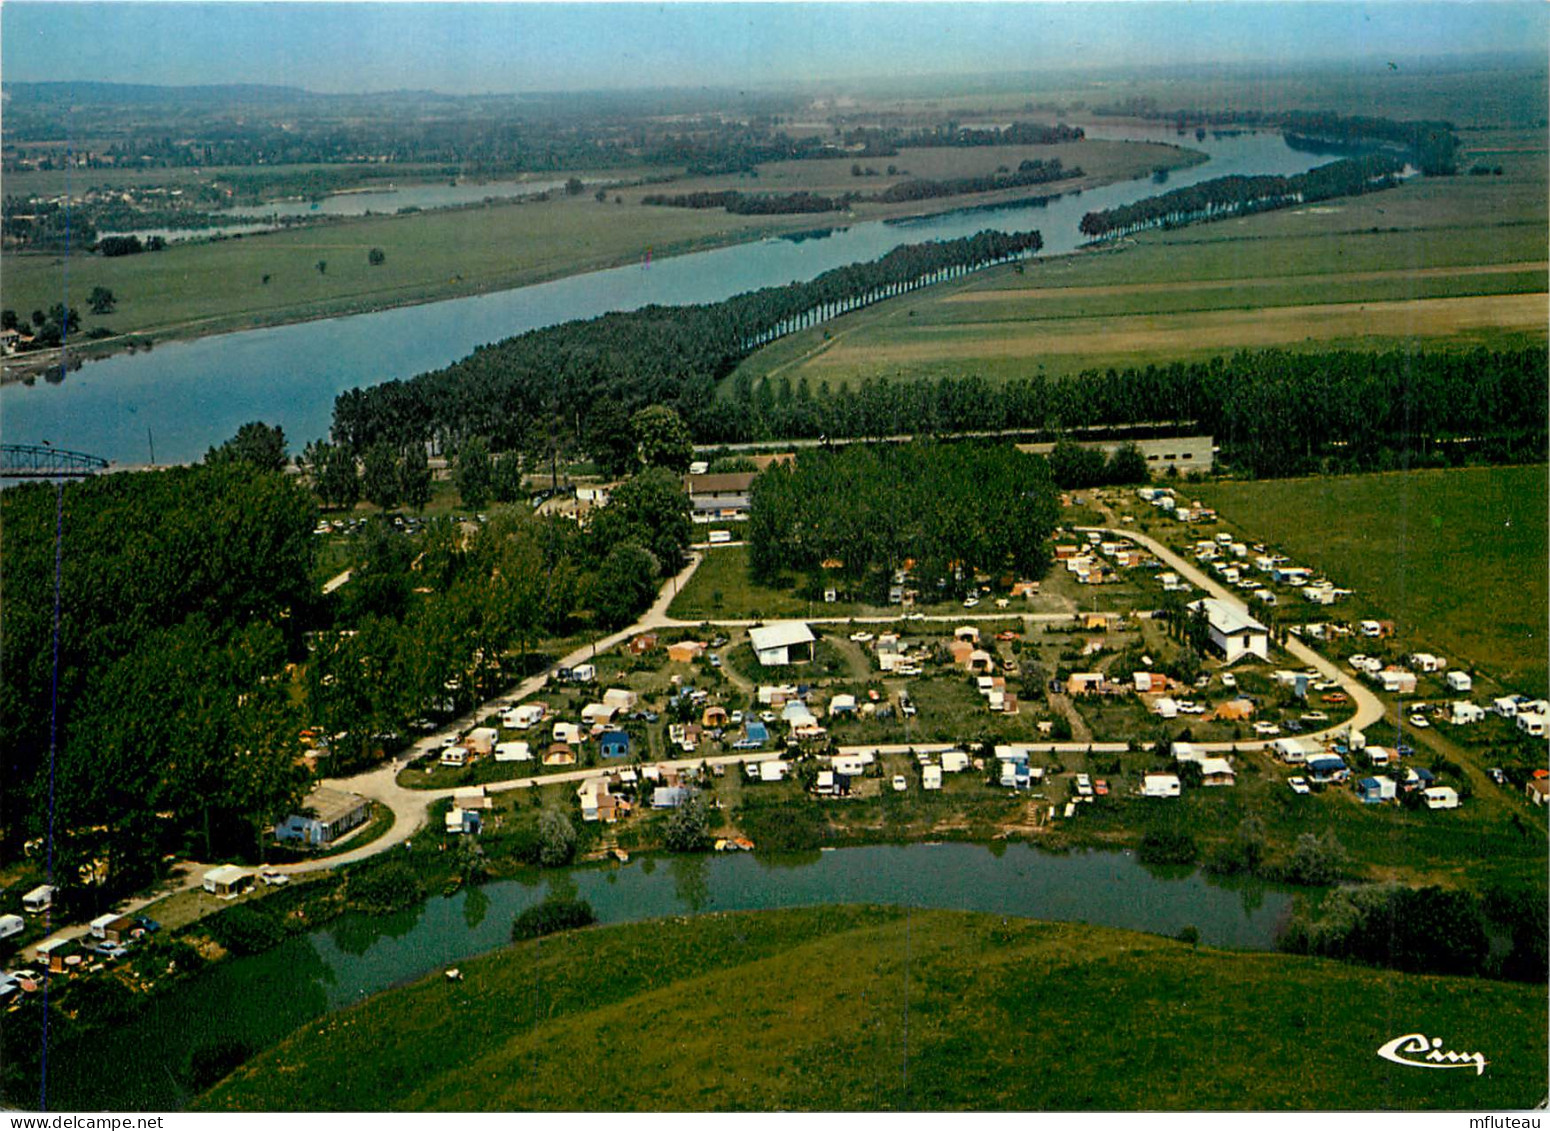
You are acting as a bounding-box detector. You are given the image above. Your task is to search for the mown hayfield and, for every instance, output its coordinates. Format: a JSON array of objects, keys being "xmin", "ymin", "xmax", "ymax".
[
  {"xmin": 199, "ymin": 905, "xmax": 1546, "ymax": 1111},
  {"xmin": 793, "ymin": 292, "xmax": 1546, "ymax": 380},
  {"xmin": 1195, "ymin": 465, "xmax": 1549, "ymax": 696},
  {"xmin": 727, "ymin": 128, "xmax": 1548, "ymax": 391}
]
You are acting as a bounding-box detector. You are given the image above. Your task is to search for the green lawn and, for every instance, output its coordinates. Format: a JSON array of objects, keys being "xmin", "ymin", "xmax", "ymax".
[
  {"xmin": 1194, "ymin": 465, "xmax": 1549, "ymax": 696},
  {"xmin": 199, "ymin": 905, "xmax": 1547, "ymax": 1111}
]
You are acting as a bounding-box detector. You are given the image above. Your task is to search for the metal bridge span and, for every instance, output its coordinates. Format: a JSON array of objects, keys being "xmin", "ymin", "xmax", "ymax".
[{"xmin": 0, "ymin": 444, "xmax": 110, "ymax": 478}]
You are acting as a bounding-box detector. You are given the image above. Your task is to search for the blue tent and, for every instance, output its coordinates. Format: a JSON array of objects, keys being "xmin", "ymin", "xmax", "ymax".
[{"xmin": 599, "ymin": 730, "xmax": 631, "ymax": 759}]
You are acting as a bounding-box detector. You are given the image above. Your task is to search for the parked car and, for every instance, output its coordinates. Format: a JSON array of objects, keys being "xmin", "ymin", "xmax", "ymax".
[
  {"xmin": 1288, "ymin": 777, "xmax": 1311, "ymax": 795},
  {"xmin": 1094, "ymin": 779, "xmax": 1109, "ymax": 797},
  {"xmin": 891, "ymin": 775, "xmax": 908, "ymax": 792},
  {"xmin": 259, "ymin": 869, "xmax": 290, "ymax": 887},
  {"xmin": 849, "ymin": 632, "xmax": 874, "ymax": 643},
  {"xmin": 1220, "ymin": 673, "xmax": 1237, "ymax": 689},
  {"xmin": 1408, "ymin": 715, "xmax": 1430, "ymax": 729},
  {"xmin": 1488, "ymin": 767, "xmax": 1507, "ymax": 785},
  {"xmin": 89, "ymin": 941, "xmax": 129, "ymax": 960},
  {"xmin": 133, "ymin": 916, "xmax": 161, "ymax": 934},
  {"xmin": 962, "ymin": 597, "xmax": 980, "ymax": 608}
]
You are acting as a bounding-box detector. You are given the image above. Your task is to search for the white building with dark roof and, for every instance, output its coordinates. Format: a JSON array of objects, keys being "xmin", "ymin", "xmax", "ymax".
[{"xmin": 1188, "ymin": 598, "xmax": 1269, "ymax": 663}]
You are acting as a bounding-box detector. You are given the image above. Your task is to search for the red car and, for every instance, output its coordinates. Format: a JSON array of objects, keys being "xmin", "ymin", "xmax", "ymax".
[
  {"xmin": 996, "ymin": 630, "xmax": 1019, "ymax": 642},
  {"xmin": 1094, "ymin": 779, "xmax": 1109, "ymax": 796}
]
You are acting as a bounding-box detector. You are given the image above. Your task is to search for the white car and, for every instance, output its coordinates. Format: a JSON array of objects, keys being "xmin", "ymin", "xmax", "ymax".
[
  {"xmin": 892, "ymin": 775, "xmax": 908, "ymax": 792},
  {"xmin": 849, "ymin": 632, "xmax": 874, "ymax": 643},
  {"xmin": 962, "ymin": 597, "xmax": 980, "ymax": 608},
  {"xmin": 259, "ymin": 869, "xmax": 290, "ymax": 887},
  {"xmin": 1253, "ymin": 721, "xmax": 1283, "ymax": 736},
  {"xmin": 1408, "ymin": 715, "xmax": 1430, "ymax": 729},
  {"xmin": 1288, "ymin": 777, "xmax": 1311, "ymax": 795},
  {"xmin": 1220, "ymin": 673, "xmax": 1237, "ymax": 689},
  {"xmin": 1177, "ymin": 702, "xmax": 1206, "ymax": 715}
]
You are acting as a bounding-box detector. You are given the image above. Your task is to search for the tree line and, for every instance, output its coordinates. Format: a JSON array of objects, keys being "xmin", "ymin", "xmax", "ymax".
[
  {"xmin": 746, "ymin": 441, "xmax": 1060, "ymax": 601},
  {"xmin": 327, "ymin": 230, "xmax": 1044, "ymax": 457},
  {"xmin": 837, "ymin": 120, "xmax": 1086, "ymax": 156},
  {"xmin": 641, "ymin": 160, "xmax": 1078, "ymax": 216},
  {"xmin": 720, "ymin": 348, "xmax": 1547, "ymax": 479},
  {"xmin": 1078, "ymin": 153, "xmax": 1405, "ymax": 240},
  {"xmin": 641, "ymin": 189, "xmax": 846, "ymax": 214}
]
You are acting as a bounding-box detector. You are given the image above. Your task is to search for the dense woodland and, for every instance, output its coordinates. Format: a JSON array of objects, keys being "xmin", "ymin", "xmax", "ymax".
[
  {"xmin": 0, "ymin": 467, "xmax": 318, "ymax": 902},
  {"xmin": 747, "ymin": 442, "xmax": 1060, "ymax": 600},
  {"xmin": 329, "ymin": 230, "xmax": 1044, "ymax": 454},
  {"xmin": 1078, "ymin": 153, "xmax": 1406, "ymax": 239},
  {"xmin": 0, "ymin": 445, "xmax": 691, "ymax": 899}
]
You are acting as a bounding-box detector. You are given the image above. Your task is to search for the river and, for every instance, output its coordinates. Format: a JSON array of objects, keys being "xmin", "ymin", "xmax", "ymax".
[
  {"xmin": 2, "ymin": 127, "xmax": 1335, "ymax": 467},
  {"xmin": 28, "ymin": 841, "xmax": 1300, "ymax": 1111}
]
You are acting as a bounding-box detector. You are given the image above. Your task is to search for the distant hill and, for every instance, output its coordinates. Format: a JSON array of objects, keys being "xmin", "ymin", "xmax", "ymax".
[
  {"xmin": 1, "ymin": 81, "xmax": 328, "ymax": 106},
  {"xmin": 199, "ymin": 904, "xmax": 1545, "ymax": 1112}
]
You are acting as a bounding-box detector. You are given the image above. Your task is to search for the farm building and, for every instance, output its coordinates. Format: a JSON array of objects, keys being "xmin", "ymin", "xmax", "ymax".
[
  {"xmin": 275, "ymin": 786, "xmax": 371, "ymax": 848},
  {"xmin": 1187, "ymin": 598, "xmax": 1269, "ymax": 663},
  {"xmin": 748, "ymin": 622, "xmax": 816, "ymax": 666},
  {"xmin": 683, "ymin": 471, "xmax": 756, "ymax": 517}
]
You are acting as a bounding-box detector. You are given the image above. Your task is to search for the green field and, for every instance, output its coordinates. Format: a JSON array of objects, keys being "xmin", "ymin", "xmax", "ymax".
[
  {"xmin": 1194, "ymin": 465, "xmax": 1549, "ymax": 696},
  {"xmin": 0, "ymin": 139, "xmax": 1194, "ymax": 358},
  {"xmin": 727, "ymin": 128, "xmax": 1548, "ymax": 390},
  {"xmin": 199, "ymin": 905, "xmax": 1546, "ymax": 1111}
]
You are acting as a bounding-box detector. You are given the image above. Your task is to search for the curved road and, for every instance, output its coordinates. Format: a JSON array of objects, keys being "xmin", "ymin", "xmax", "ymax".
[{"xmin": 25, "ymin": 526, "xmax": 1388, "ymax": 957}]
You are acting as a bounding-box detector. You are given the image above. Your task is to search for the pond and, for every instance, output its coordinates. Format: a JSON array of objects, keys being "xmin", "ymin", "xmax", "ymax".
[{"xmin": 28, "ymin": 841, "xmax": 1300, "ymax": 1110}]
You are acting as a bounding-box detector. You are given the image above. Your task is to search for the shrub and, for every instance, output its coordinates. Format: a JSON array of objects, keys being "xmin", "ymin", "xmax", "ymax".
[
  {"xmin": 511, "ymin": 897, "xmax": 596, "ymax": 941},
  {"xmin": 205, "ymin": 905, "xmax": 287, "ymax": 956},
  {"xmin": 185, "ymin": 1036, "xmax": 255, "ymax": 1091},
  {"xmin": 1138, "ymin": 829, "xmax": 1198, "ymax": 865},
  {"xmin": 345, "ymin": 861, "xmax": 425, "ymax": 914}
]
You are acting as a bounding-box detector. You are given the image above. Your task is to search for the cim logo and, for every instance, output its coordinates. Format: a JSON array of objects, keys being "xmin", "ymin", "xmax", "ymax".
[{"xmin": 1377, "ymin": 1033, "xmax": 1488, "ymax": 1075}]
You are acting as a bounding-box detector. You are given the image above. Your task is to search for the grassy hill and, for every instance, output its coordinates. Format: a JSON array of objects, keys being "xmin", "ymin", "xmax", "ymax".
[
  {"xmin": 200, "ymin": 905, "xmax": 1545, "ymax": 1111},
  {"xmin": 1195, "ymin": 465, "xmax": 1549, "ymax": 696}
]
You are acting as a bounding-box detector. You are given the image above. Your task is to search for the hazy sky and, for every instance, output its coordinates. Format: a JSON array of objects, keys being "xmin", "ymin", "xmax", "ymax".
[{"xmin": 2, "ymin": 2, "xmax": 1545, "ymax": 95}]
